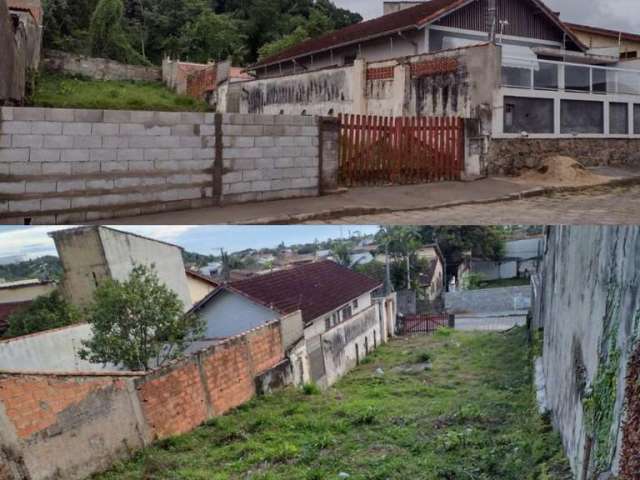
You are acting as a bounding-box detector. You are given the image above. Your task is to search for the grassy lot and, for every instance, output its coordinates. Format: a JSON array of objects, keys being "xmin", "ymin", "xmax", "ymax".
[
  {"xmin": 29, "ymin": 73, "xmax": 209, "ymax": 112},
  {"xmin": 95, "ymin": 328, "xmax": 571, "ymax": 480}
]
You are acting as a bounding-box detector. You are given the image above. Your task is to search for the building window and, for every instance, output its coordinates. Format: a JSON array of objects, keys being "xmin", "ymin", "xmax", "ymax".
[
  {"xmin": 341, "ymin": 305, "xmax": 352, "ymax": 321},
  {"xmin": 325, "ymin": 317, "xmax": 331, "ymax": 330},
  {"xmin": 503, "ymin": 96, "xmax": 554, "ymax": 134},
  {"xmin": 352, "ymin": 299, "xmax": 359, "ymax": 310},
  {"xmin": 621, "ymin": 51, "xmax": 639, "ymax": 60},
  {"xmin": 610, "ymin": 103, "xmax": 629, "ymax": 134},
  {"xmin": 344, "ymin": 54, "xmax": 357, "ymax": 66},
  {"xmin": 634, "ymin": 105, "xmax": 640, "ymax": 134},
  {"xmin": 565, "ymin": 65, "xmax": 591, "ymax": 92},
  {"xmin": 560, "ymin": 100, "xmax": 604, "ymax": 134}
]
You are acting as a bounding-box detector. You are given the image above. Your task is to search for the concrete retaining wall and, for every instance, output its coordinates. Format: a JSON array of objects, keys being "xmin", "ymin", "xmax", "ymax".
[
  {"xmin": 444, "ymin": 286, "xmax": 531, "ymax": 314},
  {"xmin": 0, "ymin": 108, "xmax": 336, "ymax": 223},
  {"xmin": 486, "ymin": 138, "xmax": 640, "ymax": 175},
  {"xmin": 534, "ymin": 226, "xmax": 640, "ymax": 480},
  {"xmin": 42, "ymin": 50, "xmax": 162, "ymax": 82},
  {"xmin": 0, "ymin": 321, "xmax": 286, "ymax": 480}
]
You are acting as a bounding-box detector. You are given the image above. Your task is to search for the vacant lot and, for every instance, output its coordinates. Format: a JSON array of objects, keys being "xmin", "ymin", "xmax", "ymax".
[
  {"xmin": 29, "ymin": 73, "xmax": 209, "ymax": 112},
  {"xmin": 95, "ymin": 329, "xmax": 571, "ymax": 480}
]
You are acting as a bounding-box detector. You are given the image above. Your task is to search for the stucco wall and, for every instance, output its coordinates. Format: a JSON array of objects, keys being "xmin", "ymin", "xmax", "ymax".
[
  {"xmin": 186, "ymin": 276, "xmax": 215, "ymax": 305},
  {"xmin": 444, "ymin": 286, "xmax": 531, "ymax": 314},
  {"xmin": 321, "ymin": 303, "xmax": 382, "ymax": 387},
  {"xmin": 534, "ymin": 226, "xmax": 640, "ymax": 479},
  {"xmin": 0, "ymin": 323, "xmax": 111, "ymax": 372},
  {"xmin": 0, "ymin": 282, "xmax": 55, "ymax": 302},
  {"xmin": 42, "ymin": 50, "xmax": 162, "ymax": 82},
  {"xmin": 198, "ymin": 290, "xmax": 278, "ymax": 339},
  {"xmin": 98, "ymin": 227, "xmax": 192, "ymax": 310}
]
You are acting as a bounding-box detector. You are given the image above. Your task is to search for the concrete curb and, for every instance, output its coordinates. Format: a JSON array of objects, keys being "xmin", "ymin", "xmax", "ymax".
[{"xmin": 243, "ymin": 175, "xmax": 640, "ymax": 224}]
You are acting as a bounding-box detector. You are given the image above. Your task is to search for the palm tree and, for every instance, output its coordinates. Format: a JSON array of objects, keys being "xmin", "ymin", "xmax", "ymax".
[
  {"xmin": 376, "ymin": 226, "xmax": 422, "ymax": 289},
  {"xmin": 331, "ymin": 240, "xmax": 352, "ymax": 268}
]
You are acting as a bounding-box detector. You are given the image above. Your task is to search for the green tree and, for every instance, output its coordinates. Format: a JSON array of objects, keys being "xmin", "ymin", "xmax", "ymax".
[
  {"xmin": 179, "ymin": 11, "xmax": 247, "ymax": 63},
  {"xmin": 79, "ymin": 264, "xmax": 204, "ymax": 371},
  {"xmin": 89, "ymin": 0, "xmax": 148, "ymax": 64},
  {"xmin": 376, "ymin": 226, "xmax": 422, "ymax": 289},
  {"xmin": 331, "ymin": 240, "xmax": 353, "ymax": 267},
  {"xmin": 419, "ymin": 227, "xmax": 506, "ymax": 265},
  {"xmin": 5, "ymin": 291, "xmax": 81, "ymax": 338}
]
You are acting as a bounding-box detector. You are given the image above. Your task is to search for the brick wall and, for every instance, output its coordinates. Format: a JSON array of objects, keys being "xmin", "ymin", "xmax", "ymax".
[
  {"xmin": 137, "ymin": 360, "xmax": 209, "ymax": 439},
  {"xmin": 0, "ymin": 109, "xmax": 336, "ymax": 224},
  {"xmin": 221, "ymin": 114, "xmax": 320, "ymax": 204}
]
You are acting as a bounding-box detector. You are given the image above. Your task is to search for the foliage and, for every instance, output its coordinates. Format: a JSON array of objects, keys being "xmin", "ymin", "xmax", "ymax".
[
  {"xmin": 89, "ymin": 0, "xmax": 148, "ymax": 64},
  {"xmin": 43, "ymin": 0, "xmax": 362, "ymax": 65},
  {"xmin": 30, "ymin": 73, "xmax": 208, "ymax": 111},
  {"xmin": 302, "ymin": 383, "xmax": 320, "ymax": 395},
  {"xmin": 0, "ymin": 256, "xmax": 62, "ymax": 282},
  {"xmin": 330, "ymin": 240, "xmax": 353, "ymax": 268},
  {"xmin": 79, "ymin": 264, "xmax": 204, "ymax": 371},
  {"xmin": 95, "ymin": 328, "xmax": 572, "ymax": 480},
  {"xmin": 4, "ymin": 291, "xmax": 81, "ymax": 338},
  {"xmin": 420, "ymin": 226, "xmax": 507, "ymax": 265},
  {"xmin": 462, "ymin": 272, "xmax": 485, "ymax": 290},
  {"xmin": 178, "ymin": 10, "xmax": 247, "ymax": 63}
]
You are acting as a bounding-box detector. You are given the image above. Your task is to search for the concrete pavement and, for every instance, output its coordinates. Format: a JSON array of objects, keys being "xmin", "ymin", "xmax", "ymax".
[{"xmin": 105, "ymin": 166, "xmax": 640, "ymax": 225}]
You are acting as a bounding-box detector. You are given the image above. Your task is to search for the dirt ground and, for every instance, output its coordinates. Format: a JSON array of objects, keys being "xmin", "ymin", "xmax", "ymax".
[{"xmin": 510, "ymin": 156, "xmax": 611, "ymax": 187}]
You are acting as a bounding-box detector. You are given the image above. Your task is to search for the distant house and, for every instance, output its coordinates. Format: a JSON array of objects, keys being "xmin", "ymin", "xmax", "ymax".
[
  {"xmin": 190, "ymin": 261, "xmax": 397, "ymax": 387},
  {"xmin": 185, "ymin": 270, "xmax": 218, "ymax": 305},
  {"xmin": 0, "ymin": 278, "xmax": 56, "ymax": 336},
  {"xmin": 471, "ymin": 237, "xmax": 543, "ymax": 281},
  {"xmin": 199, "ymin": 261, "xmax": 223, "ymax": 278}
]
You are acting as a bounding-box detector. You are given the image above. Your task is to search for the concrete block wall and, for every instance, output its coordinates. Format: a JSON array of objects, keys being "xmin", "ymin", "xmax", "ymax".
[
  {"xmin": 221, "ymin": 114, "xmax": 320, "ymax": 204},
  {"xmin": 0, "ymin": 321, "xmax": 286, "ymax": 480},
  {"xmin": 0, "ymin": 107, "xmax": 216, "ymax": 223},
  {"xmin": 1, "ymin": 109, "xmax": 337, "ymax": 223},
  {"xmin": 444, "ymin": 286, "xmax": 532, "ymax": 314}
]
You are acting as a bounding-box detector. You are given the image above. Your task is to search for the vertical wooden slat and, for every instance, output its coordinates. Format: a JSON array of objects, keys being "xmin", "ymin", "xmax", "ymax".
[
  {"xmin": 366, "ymin": 115, "xmax": 373, "ymax": 185},
  {"xmin": 458, "ymin": 117, "xmax": 465, "ymax": 179}
]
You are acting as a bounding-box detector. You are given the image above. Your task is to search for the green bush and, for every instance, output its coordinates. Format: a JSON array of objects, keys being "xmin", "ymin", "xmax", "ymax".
[
  {"xmin": 5, "ymin": 291, "xmax": 81, "ymax": 338},
  {"xmin": 302, "ymin": 383, "xmax": 320, "ymax": 395}
]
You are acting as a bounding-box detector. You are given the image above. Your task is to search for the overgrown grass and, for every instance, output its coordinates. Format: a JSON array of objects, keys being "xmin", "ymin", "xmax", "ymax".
[
  {"xmin": 29, "ymin": 73, "xmax": 209, "ymax": 112},
  {"xmin": 94, "ymin": 328, "xmax": 571, "ymax": 480}
]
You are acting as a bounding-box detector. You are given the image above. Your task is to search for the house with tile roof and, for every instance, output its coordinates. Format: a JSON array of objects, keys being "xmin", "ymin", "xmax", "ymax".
[{"xmin": 190, "ymin": 260, "xmax": 397, "ymax": 387}]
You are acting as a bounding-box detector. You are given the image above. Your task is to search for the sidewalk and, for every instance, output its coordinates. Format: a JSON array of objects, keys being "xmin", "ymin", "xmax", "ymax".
[{"xmin": 107, "ymin": 166, "xmax": 640, "ymax": 225}]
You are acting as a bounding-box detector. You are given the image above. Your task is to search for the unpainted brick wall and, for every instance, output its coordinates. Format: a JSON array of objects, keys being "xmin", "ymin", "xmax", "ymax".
[{"xmin": 0, "ymin": 321, "xmax": 285, "ymax": 480}]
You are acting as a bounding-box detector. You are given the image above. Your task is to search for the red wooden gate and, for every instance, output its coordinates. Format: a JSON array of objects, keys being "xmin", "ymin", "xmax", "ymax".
[
  {"xmin": 338, "ymin": 114, "xmax": 464, "ymax": 186},
  {"xmin": 399, "ymin": 314, "xmax": 449, "ymax": 335}
]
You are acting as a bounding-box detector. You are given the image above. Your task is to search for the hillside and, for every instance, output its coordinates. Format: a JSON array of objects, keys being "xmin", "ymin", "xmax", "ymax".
[{"xmin": 44, "ymin": 0, "xmax": 362, "ymax": 66}]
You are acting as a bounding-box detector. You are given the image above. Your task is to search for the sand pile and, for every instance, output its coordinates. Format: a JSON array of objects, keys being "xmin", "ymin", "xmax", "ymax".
[{"xmin": 515, "ymin": 156, "xmax": 610, "ymax": 187}]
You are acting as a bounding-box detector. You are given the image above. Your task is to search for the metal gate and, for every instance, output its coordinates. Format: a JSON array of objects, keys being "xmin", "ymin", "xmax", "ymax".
[
  {"xmin": 398, "ymin": 314, "xmax": 449, "ymax": 335},
  {"xmin": 338, "ymin": 114, "xmax": 464, "ymax": 186}
]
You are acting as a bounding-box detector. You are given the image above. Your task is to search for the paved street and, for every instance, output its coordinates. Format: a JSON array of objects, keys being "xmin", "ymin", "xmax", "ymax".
[{"xmin": 310, "ymin": 185, "xmax": 640, "ymax": 225}]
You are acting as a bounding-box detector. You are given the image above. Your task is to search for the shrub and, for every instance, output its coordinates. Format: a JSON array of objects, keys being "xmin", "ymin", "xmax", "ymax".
[
  {"xmin": 302, "ymin": 383, "xmax": 321, "ymax": 395},
  {"xmin": 5, "ymin": 290, "xmax": 81, "ymax": 338}
]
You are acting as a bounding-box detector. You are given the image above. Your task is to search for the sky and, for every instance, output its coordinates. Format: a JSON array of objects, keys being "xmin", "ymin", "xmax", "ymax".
[
  {"xmin": 334, "ymin": 0, "xmax": 640, "ymax": 33},
  {"xmin": 0, "ymin": 225, "xmax": 380, "ymax": 263}
]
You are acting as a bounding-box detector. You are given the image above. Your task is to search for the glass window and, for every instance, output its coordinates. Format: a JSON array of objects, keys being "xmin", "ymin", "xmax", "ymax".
[
  {"xmin": 610, "ymin": 103, "xmax": 629, "ymax": 135},
  {"xmin": 565, "ymin": 65, "xmax": 591, "ymax": 92},
  {"xmin": 592, "ymin": 68, "xmax": 607, "ymax": 94},
  {"xmin": 502, "ymin": 66, "xmax": 532, "ymax": 88},
  {"xmin": 617, "ymin": 71, "xmax": 640, "ymax": 96},
  {"xmin": 341, "ymin": 306, "xmax": 352, "ymax": 321},
  {"xmin": 503, "ymin": 96, "xmax": 554, "ymax": 134},
  {"xmin": 352, "ymin": 299, "xmax": 359, "ymax": 310},
  {"xmin": 534, "ymin": 63, "xmax": 558, "ymax": 90},
  {"xmin": 561, "ymin": 100, "xmax": 604, "ymax": 134},
  {"xmin": 634, "ymin": 105, "xmax": 640, "ymax": 134}
]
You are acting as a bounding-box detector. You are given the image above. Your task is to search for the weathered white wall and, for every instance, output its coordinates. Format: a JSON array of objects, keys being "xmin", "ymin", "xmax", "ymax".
[
  {"xmin": 0, "ymin": 323, "xmax": 112, "ymax": 372},
  {"xmin": 98, "ymin": 228, "xmax": 192, "ymax": 311},
  {"xmin": 186, "ymin": 276, "xmax": 215, "ymax": 305},
  {"xmin": 472, "ymin": 259, "xmax": 519, "ymax": 280},
  {"xmin": 535, "ymin": 226, "xmax": 640, "ymax": 479},
  {"xmin": 321, "ymin": 302, "xmax": 383, "ymax": 387},
  {"xmin": 0, "ymin": 283, "xmax": 55, "ymax": 303}
]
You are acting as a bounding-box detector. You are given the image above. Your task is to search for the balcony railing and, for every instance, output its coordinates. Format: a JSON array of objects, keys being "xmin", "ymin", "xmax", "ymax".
[{"xmin": 501, "ymin": 56, "xmax": 640, "ymax": 96}]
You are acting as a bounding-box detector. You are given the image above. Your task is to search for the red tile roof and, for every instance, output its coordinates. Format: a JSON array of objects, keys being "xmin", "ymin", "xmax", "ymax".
[
  {"xmin": 252, "ymin": 0, "xmax": 585, "ymax": 69},
  {"xmin": 0, "ymin": 301, "xmax": 32, "ymax": 336},
  {"xmin": 228, "ymin": 261, "xmax": 382, "ymax": 324}
]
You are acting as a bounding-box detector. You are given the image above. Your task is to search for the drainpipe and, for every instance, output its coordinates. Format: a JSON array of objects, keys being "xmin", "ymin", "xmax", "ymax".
[{"xmin": 488, "ymin": 0, "xmax": 497, "ymax": 44}]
